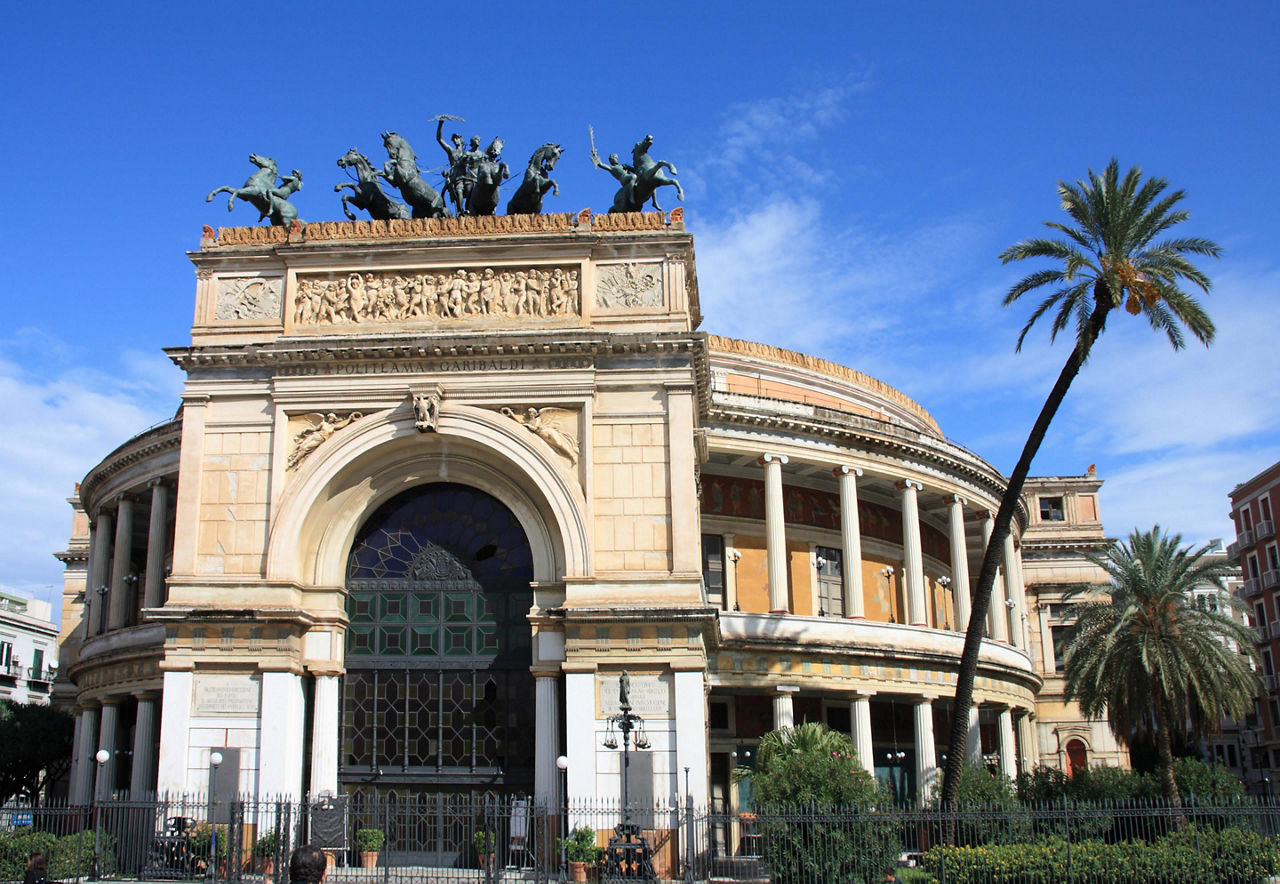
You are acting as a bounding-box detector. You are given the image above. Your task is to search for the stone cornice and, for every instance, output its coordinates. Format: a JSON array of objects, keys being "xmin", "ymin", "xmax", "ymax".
[
  {"xmin": 197, "ymin": 211, "xmax": 682, "ymax": 252},
  {"xmin": 706, "ymin": 397, "xmax": 1021, "ymax": 513},
  {"xmin": 166, "ymin": 330, "xmax": 702, "ymax": 372},
  {"xmin": 708, "ymin": 335, "xmax": 941, "ymax": 435},
  {"xmin": 79, "ymin": 418, "xmax": 182, "ymax": 512}
]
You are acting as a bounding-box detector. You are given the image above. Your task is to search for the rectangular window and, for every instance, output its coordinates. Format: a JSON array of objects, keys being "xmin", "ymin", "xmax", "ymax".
[
  {"xmin": 31, "ymin": 648, "xmax": 43, "ymax": 676},
  {"xmin": 1265, "ymin": 649, "xmax": 1274, "ymax": 676},
  {"xmin": 815, "ymin": 546, "xmax": 844, "ymax": 617},
  {"xmin": 1250, "ymin": 554, "xmax": 1262, "ymax": 580},
  {"xmin": 1264, "ymin": 497, "xmax": 1274, "ymax": 523},
  {"xmin": 1039, "ymin": 497, "xmax": 1065, "ymax": 521},
  {"xmin": 1268, "ymin": 545, "xmax": 1279, "ymax": 572},
  {"xmin": 701, "ymin": 534, "xmax": 725, "ymax": 608},
  {"xmin": 1257, "ymin": 603, "xmax": 1266, "ymax": 628},
  {"xmin": 1243, "ymin": 508, "xmax": 1255, "ymax": 532},
  {"xmin": 0, "ymin": 641, "xmax": 11, "ymax": 669},
  {"xmin": 1228, "ymin": 744, "xmax": 1239, "ymax": 768},
  {"xmin": 1271, "ymin": 699, "xmax": 1280, "ymax": 729},
  {"xmin": 708, "ymin": 700, "xmax": 731, "ymax": 731},
  {"xmin": 1051, "ymin": 625, "xmax": 1070, "ymax": 671}
]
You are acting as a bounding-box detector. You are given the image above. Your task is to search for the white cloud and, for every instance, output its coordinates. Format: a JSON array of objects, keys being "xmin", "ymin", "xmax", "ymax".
[{"xmin": 0, "ymin": 341, "xmax": 182, "ymax": 615}]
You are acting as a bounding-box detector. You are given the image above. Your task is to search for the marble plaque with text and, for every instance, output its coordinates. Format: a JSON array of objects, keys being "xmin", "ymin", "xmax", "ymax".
[
  {"xmin": 193, "ymin": 674, "xmax": 261, "ymax": 716},
  {"xmin": 598, "ymin": 672, "xmax": 672, "ymax": 719}
]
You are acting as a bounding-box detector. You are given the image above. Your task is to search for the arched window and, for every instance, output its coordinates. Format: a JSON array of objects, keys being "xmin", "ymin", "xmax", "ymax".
[
  {"xmin": 340, "ymin": 483, "xmax": 535, "ymax": 794},
  {"xmin": 1065, "ymin": 738, "xmax": 1088, "ymax": 777}
]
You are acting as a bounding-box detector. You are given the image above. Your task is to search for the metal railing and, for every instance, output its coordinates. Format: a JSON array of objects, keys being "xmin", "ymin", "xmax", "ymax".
[{"xmin": 5, "ymin": 794, "xmax": 1280, "ymax": 883}]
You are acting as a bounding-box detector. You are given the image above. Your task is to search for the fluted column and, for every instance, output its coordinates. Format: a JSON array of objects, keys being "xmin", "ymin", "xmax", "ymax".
[
  {"xmin": 310, "ymin": 675, "xmax": 340, "ymax": 797},
  {"xmin": 107, "ymin": 495, "xmax": 135, "ymax": 630},
  {"xmin": 851, "ymin": 693, "xmax": 875, "ymax": 776},
  {"xmin": 981, "ymin": 512, "xmax": 1008, "ymax": 642},
  {"xmin": 86, "ymin": 510, "xmax": 113, "ymax": 637},
  {"xmin": 997, "ymin": 708, "xmax": 1017, "ymax": 782},
  {"xmin": 948, "ymin": 496, "xmax": 972, "ymax": 630},
  {"xmin": 773, "ymin": 686, "xmax": 797, "ymax": 730},
  {"xmin": 1002, "ymin": 533, "xmax": 1025, "ymax": 649},
  {"xmin": 143, "ymin": 481, "xmax": 170, "ymax": 610},
  {"xmin": 834, "ymin": 467, "xmax": 865, "ymax": 618},
  {"xmin": 68, "ymin": 710, "xmax": 84, "ymax": 804},
  {"xmin": 965, "ymin": 704, "xmax": 982, "ymax": 764},
  {"xmin": 1016, "ymin": 711, "xmax": 1038, "ymax": 773},
  {"xmin": 96, "ymin": 699, "xmax": 120, "ymax": 799},
  {"xmin": 534, "ymin": 674, "xmax": 561, "ymax": 806},
  {"xmin": 130, "ymin": 692, "xmax": 159, "ymax": 798},
  {"xmin": 898, "ymin": 480, "xmax": 927, "ymax": 626},
  {"xmin": 914, "ymin": 699, "xmax": 938, "ymax": 804},
  {"xmin": 72, "ymin": 705, "xmax": 99, "ymax": 804},
  {"xmin": 760, "ymin": 454, "xmax": 790, "ymax": 613}
]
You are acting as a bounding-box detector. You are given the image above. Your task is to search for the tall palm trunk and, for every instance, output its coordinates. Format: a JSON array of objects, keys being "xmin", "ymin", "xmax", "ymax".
[
  {"xmin": 939, "ymin": 288, "xmax": 1111, "ymax": 810},
  {"xmin": 1153, "ymin": 693, "xmax": 1184, "ymax": 813}
]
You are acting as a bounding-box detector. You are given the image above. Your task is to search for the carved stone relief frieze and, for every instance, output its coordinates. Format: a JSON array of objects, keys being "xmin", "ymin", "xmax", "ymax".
[
  {"xmin": 293, "ymin": 266, "xmax": 580, "ymax": 327},
  {"xmin": 216, "ymin": 276, "xmax": 283, "ymax": 320},
  {"xmin": 287, "ymin": 411, "xmax": 363, "ymax": 470},
  {"xmin": 499, "ymin": 406, "xmax": 580, "ymax": 467},
  {"xmin": 595, "ymin": 262, "xmax": 664, "ymax": 309}
]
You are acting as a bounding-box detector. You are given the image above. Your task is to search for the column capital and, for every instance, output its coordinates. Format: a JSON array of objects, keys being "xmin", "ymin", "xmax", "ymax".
[
  {"xmin": 947, "ymin": 493, "xmax": 967, "ymax": 506},
  {"xmin": 849, "ymin": 689, "xmax": 877, "ymax": 699},
  {"xmin": 977, "ymin": 509, "xmax": 995, "ymax": 522},
  {"xmin": 116, "ymin": 492, "xmax": 136, "ymax": 506},
  {"xmin": 833, "ymin": 465, "xmax": 863, "ymax": 478},
  {"xmin": 148, "ymin": 477, "xmax": 171, "ymax": 490},
  {"xmin": 531, "ymin": 667, "xmax": 562, "ymax": 679},
  {"xmin": 758, "ymin": 453, "xmax": 789, "ymax": 466},
  {"xmin": 774, "ymin": 685, "xmax": 799, "ymax": 694},
  {"xmin": 99, "ymin": 696, "xmax": 123, "ymax": 708},
  {"xmin": 895, "ymin": 479, "xmax": 923, "ymax": 492},
  {"xmin": 131, "ymin": 690, "xmax": 161, "ymax": 702}
]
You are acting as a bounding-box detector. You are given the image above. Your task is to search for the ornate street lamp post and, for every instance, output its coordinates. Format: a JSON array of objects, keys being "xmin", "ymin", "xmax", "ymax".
[
  {"xmin": 90, "ymin": 748, "xmax": 110, "ymax": 881},
  {"xmin": 206, "ymin": 752, "xmax": 223, "ymax": 883},
  {"xmin": 601, "ymin": 672, "xmax": 654, "ymax": 880}
]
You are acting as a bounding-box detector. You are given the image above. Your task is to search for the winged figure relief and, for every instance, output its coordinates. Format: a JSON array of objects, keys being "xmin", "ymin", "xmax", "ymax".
[
  {"xmin": 287, "ymin": 412, "xmax": 363, "ymax": 470},
  {"xmin": 500, "ymin": 407, "xmax": 580, "ymax": 466}
]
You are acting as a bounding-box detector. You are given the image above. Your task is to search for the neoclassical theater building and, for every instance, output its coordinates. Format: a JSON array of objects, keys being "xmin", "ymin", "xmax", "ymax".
[{"xmin": 56, "ymin": 212, "xmax": 1120, "ymax": 810}]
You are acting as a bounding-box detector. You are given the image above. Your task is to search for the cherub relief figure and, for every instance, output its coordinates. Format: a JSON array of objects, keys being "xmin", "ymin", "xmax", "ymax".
[
  {"xmin": 501, "ymin": 407, "xmax": 580, "ymax": 466},
  {"xmin": 288, "ymin": 412, "xmax": 363, "ymax": 470}
]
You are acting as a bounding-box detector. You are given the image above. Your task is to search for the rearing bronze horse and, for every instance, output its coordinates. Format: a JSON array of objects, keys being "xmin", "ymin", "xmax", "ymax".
[
  {"xmin": 206, "ymin": 153, "xmax": 303, "ymax": 226},
  {"xmin": 335, "ymin": 148, "xmax": 411, "ymax": 221},
  {"xmin": 379, "ymin": 132, "xmax": 452, "ymax": 219}
]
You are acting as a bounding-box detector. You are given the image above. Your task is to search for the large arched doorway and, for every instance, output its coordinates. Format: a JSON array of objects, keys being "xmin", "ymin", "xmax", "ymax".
[{"xmin": 339, "ymin": 483, "xmax": 536, "ymax": 797}]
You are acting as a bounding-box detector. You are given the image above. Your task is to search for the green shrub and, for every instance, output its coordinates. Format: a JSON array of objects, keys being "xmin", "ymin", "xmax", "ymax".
[
  {"xmin": 929, "ymin": 763, "xmax": 1032, "ymax": 847},
  {"xmin": 921, "ymin": 825, "xmax": 1280, "ymax": 884},
  {"xmin": 1173, "ymin": 757, "xmax": 1246, "ymax": 801},
  {"xmin": 742, "ymin": 723, "xmax": 900, "ymax": 884},
  {"xmin": 558, "ymin": 826, "xmax": 602, "ymax": 865},
  {"xmin": 356, "ymin": 828, "xmax": 386, "ymax": 852}
]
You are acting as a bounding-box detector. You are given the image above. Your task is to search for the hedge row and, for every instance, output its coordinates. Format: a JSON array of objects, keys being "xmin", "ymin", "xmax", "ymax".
[
  {"xmin": 0, "ymin": 828, "xmax": 116, "ymax": 881},
  {"xmin": 922, "ymin": 825, "xmax": 1280, "ymax": 883}
]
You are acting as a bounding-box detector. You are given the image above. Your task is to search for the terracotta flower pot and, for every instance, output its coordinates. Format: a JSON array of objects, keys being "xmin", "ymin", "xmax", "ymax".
[
  {"xmin": 361, "ymin": 851, "xmax": 378, "ymax": 870},
  {"xmin": 568, "ymin": 860, "xmax": 587, "ymax": 882}
]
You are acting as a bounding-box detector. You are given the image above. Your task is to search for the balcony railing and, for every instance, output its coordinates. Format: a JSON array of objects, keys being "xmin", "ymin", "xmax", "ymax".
[
  {"xmin": 1228, "ymin": 541, "xmax": 1240, "ymax": 559},
  {"xmin": 1265, "ymin": 673, "xmax": 1278, "ymax": 690},
  {"xmin": 1245, "ymin": 577, "xmax": 1262, "ymax": 597},
  {"xmin": 1258, "ymin": 621, "xmax": 1271, "ymax": 641},
  {"xmin": 1258, "ymin": 519, "xmax": 1275, "ymax": 540},
  {"xmin": 1239, "ymin": 528, "xmax": 1256, "ymax": 549},
  {"xmin": 1265, "ymin": 570, "xmax": 1280, "ymax": 591}
]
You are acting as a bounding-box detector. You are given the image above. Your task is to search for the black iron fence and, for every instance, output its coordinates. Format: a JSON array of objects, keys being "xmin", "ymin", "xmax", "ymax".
[{"xmin": 4, "ymin": 795, "xmax": 1280, "ymax": 883}]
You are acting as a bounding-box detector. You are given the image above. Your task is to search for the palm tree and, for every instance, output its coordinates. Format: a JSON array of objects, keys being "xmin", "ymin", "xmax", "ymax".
[
  {"xmin": 1064, "ymin": 527, "xmax": 1258, "ymax": 807},
  {"xmin": 939, "ymin": 160, "xmax": 1221, "ymax": 806}
]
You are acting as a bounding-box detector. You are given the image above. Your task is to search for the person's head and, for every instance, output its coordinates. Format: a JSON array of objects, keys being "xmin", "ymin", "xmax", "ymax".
[
  {"xmin": 451, "ymin": 133, "xmax": 463, "ymax": 148},
  {"xmin": 288, "ymin": 845, "xmax": 326, "ymax": 884},
  {"xmin": 28, "ymin": 853, "xmax": 46, "ymax": 871}
]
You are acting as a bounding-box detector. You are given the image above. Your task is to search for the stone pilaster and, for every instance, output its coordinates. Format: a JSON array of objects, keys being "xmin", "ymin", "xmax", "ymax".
[
  {"xmin": 674, "ymin": 669, "xmax": 708, "ymax": 806},
  {"xmin": 534, "ymin": 674, "xmax": 561, "ymax": 806},
  {"xmin": 310, "ymin": 674, "xmax": 340, "ymax": 797},
  {"xmin": 156, "ymin": 670, "xmax": 193, "ymax": 795}
]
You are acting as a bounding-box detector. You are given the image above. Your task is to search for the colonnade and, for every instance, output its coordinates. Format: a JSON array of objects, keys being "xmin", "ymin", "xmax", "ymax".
[
  {"xmin": 741, "ymin": 455, "xmax": 1028, "ymax": 649},
  {"xmin": 765, "ymin": 688, "xmax": 1032, "ymax": 802},
  {"xmin": 83, "ymin": 480, "xmax": 172, "ymax": 638},
  {"xmin": 68, "ymin": 691, "xmax": 162, "ymax": 803}
]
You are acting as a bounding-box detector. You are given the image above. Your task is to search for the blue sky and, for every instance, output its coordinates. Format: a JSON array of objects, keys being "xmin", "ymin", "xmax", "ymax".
[{"xmin": 2, "ymin": 1, "xmax": 1277, "ymax": 607}]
